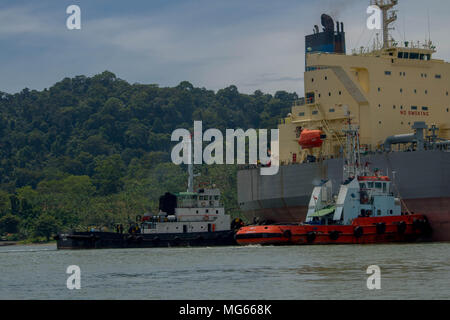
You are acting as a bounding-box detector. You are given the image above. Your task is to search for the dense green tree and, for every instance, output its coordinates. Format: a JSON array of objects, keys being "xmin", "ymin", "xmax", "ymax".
[
  {"xmin": 33, "ymin": 214, "xmax": 60, "ymax": 241},
  {"xmin": 0, "ymin": 214, "xmax": 21, "ymax": 234},
  {"xmin": 0, "ymin": 71, "xmax": 298, "ymax": 240}
]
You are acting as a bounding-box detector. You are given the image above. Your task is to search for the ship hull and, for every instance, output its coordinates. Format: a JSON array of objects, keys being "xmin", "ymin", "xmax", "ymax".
[
  {"xmin": 55, "ymin": 230, "xmax": 236, "ymax": 249},
  {"xmin": 237, "ymin": 151, "xmax": 450, "ymax": 241},
  {"xmin": 235, "ymin": 215, "xmax": 432, "ymax": 246}
]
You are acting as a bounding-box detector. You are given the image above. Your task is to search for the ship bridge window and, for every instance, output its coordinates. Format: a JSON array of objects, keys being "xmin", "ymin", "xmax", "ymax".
[
  {"xmin": 383, "ymin": 183, "xmax": 387, "ymax": 193},
  {"xmin": 422, "ymin": 106, "xmax": 428, "ymax": 111},
  {"xmin": 375, "ymin": 182, "xmax": 382, "ymax": 189},
  {"xmin": 368, "ymin": 182, "xmax": 374, "ymax": 188},
  {"xmin": 384, "ymin": 71, "xmax": 391, "ymax": 75},
  {"xmin": 299, "ymin": 112, "xmax": 305, "ymax": 116},
  {"xmin": 435, "ymin": 74, "xmax": 442, "ymax": 79},
  {"xmin": 398, "ymin": 52, "xmax": 404, "ymax": 58},
  {"xmin": 410, "ymin": 52, "xmax": 419, "ymax": 59},
  {"xmin": 329, "ymin": 108, "xmax": 335, "ymax": 113},
  {"xmin": 312, "ymin": 110, "xmax": 318, "ymax": 115},
  {"xmin": 214, "ymin": 195, "xmax": 219, "ymax": 200},
  {"xmin": 359, "ymin": 183, "xmax": 366, "ymax": 189},
  {"xmin": 411, "ymin": 106, "xmax": 418, "ymax": 110}
]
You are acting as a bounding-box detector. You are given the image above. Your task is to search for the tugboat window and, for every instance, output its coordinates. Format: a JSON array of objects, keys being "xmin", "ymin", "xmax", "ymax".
[{"xmin": 375, "ymin": 182, "xmax": 382, "ymax": 189}]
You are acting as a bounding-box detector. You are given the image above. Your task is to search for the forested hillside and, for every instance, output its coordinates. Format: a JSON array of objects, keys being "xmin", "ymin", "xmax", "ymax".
[{"xmin": 0, "ymin": 71, "xmax": 297, "ymax": 241}]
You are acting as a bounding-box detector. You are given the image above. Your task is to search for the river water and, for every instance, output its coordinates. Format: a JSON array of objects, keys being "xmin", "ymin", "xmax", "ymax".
[{"xmin": 0, "ymin": 242, "xmax": 449, "ymax": 300}]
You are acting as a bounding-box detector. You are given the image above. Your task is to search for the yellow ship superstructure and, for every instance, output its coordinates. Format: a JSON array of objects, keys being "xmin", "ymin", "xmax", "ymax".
[{"xmin": 279, "ymin": 1, "xmax": 450, "ymax": 164}]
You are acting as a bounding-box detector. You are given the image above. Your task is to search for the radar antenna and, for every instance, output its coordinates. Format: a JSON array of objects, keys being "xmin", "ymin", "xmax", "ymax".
[{"xmin": 371, "ymin": 0, "xmax": 398, "ymax": 48}]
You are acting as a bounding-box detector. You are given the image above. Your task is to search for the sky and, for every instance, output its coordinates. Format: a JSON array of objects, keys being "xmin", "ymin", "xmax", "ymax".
[{"xmin": 0, "ymin": 0, "xmax": 449, "ymax": 96}]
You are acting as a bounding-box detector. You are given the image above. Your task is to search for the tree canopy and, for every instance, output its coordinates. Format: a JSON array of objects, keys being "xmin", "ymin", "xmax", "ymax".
[{"xmin": 0, "ymin": 71, "xmax": 297, "ymax": 241}]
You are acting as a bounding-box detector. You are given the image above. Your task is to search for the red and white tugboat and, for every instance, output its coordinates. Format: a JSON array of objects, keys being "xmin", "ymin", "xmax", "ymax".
[{"xmin": 236, "ymin": 119, "xmax": 432, "ymax": 246}]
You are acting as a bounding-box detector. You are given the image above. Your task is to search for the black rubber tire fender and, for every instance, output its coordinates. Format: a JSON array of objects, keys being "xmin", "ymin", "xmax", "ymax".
[
  {"xmin": 376, "ymin": 222, "xmax": 386, "ymax": 235},
  {"xmin": 329, "ymin": 230, "xmax": 340, "ymax": 240},
  {"xmin": 306, "ymin": 231, "xmax": 316, "ymax": 243},
  {"xmin": 354, "ymin": 226, "xmax": 364, "ymax": 238},
  {"xmin": 397, "ymin": 221, "xmax": 407, "ymax": 234},
  {"xmin": 283, "ymin": 229, "xmax": 292, "ymax": 239}
]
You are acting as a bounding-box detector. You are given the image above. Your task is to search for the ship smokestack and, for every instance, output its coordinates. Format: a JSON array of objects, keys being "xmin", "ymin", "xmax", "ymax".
[
  {"xmin": 341, "ymin": 22, "xmax": 344, "ymax": 32},
  {"xmin": 336, "ymin": 21, "xmax": 340, "ymax": 33}
]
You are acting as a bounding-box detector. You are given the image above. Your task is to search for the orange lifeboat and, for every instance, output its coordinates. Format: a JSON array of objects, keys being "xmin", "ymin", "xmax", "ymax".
[{"xmin": 298, "ymin": 129, "xmax": 325, "ymax": 149}]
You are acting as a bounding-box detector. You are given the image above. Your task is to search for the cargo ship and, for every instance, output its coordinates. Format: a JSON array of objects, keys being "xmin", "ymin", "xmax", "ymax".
[
  {"xmin": 236, "ymin": 119, "xmax": 432, "ymax": 245},
  {"xmin": 237, "ymin": 0, "xmax": 450, "ymax": 241}
]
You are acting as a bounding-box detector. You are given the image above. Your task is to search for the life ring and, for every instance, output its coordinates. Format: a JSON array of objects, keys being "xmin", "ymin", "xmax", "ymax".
[
  {"xmin": 397, "ymin": 221, "xmax": 407, "ymax": 234},
  {"xmin": 329, "ymin": 230, "xmax": 340, "ymax": 240},
  {"xmin": 376, "ymin": 222, "xmax": 386, "ymax": 235},
  {"xmin": 354, "ymin": 226, "xmax": 364, "ymax": 238},
  {"xmin": 306, "ymin": 231, "xmax": 316, "ymax": 243},
  {"xmin": 203, "ymin": 215, "xmax": 209, "ymax": 221}
]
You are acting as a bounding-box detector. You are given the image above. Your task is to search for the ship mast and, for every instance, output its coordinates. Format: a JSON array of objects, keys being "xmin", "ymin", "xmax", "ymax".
[
  {"xmin": 371, "ymin": 0, "xmax": 398, "ymax": 48},
  {"xmin": 342, "ymin": 115, "xmax": 365, "ymax": 180}
]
